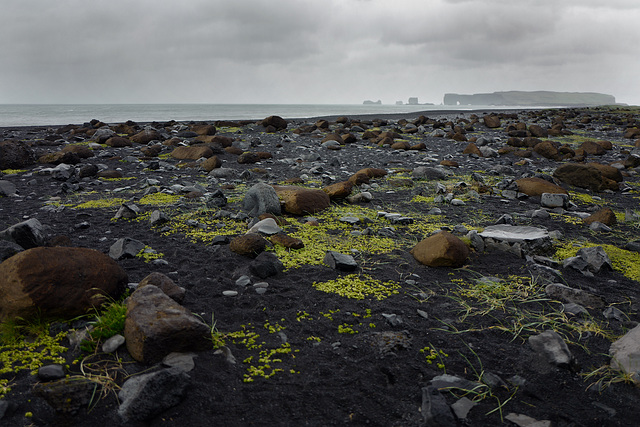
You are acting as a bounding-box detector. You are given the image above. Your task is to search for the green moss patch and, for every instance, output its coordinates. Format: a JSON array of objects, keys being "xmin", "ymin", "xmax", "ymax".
[{"xmin": 312, "ymin": 273, "xmax": 400, "ymax": 300}]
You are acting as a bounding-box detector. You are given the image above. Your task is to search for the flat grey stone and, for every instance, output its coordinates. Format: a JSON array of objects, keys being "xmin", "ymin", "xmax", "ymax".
[
  {"xmin": 102, "ymin": 334, "xmax": 126, "ymax": 353},
  {"xmin": 528, "ymin": 330, "xmax": 574, "ymax": 369},
  {"xmin": 480, "ymin": 225, "xmax": 549, "ymax": 242},
  {"xmin": 609, "ymin": 324, "xmax": 640, "ymax": 380}
]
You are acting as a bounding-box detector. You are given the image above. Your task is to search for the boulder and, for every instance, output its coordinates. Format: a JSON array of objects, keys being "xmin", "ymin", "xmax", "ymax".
[
  {"xmin": 586, "ymin": 162, "xmax": 623, "ymax": 183},
  {"xmin": 580, "ymin": 141, "xmax": 606, "ymax": 156},
  {"xmin": 515, "ymin": 177, "xmax": 567, "ymax": 197},
  {"xmin": 533, "ymin": 141, "xmax": 559, "ymax": 160},
  {"xmin": 269, "ymin": 233, "xmax": 304, "ymax": 249},
  {"xmin": 410, "ymin": 231, "xmax": 469, "ymax": 268},
  {"xmin": 249, "ymin": 252, "xmax": 284, "ymax": 278},
  {"xmin": 0, "ymin": 140, "xmax": 36, "ymax": 169},
  {"xmin": 242, "ymin": 183, "xmax": 281, "ymax": 217},
  {"xmin": 528, "ymin": 330, "xmax": 574, "ymax": 369},
  {"xmin": 0, "ymin": 247, "xmax": 127, "ymax": 321},
  {"xmin": 261, "ymin": 116, "xmax": 287, "ymax": 131},
  {"xmin": 124, "ymin": 285, "xmax": 212, "ymax": 364},
  {"xmin": 0, "ymin": 218, "xmax": 47, "ymax": 249},
  {"xmin": 229, "ymin": 233, "xmax": 269, "ymax": 257},
  {"xmin": 462, "ymin": 143, "xmax": 482, "ymax": 156},
  {"xmin": 131, "ymin": 129, "xmax": 162, "ymax": 144},
  {"xmin": 609, "ymin": 324, "xmax": 640, "ymax": 381},
  {"xmin": 583, "ymin": 207, "xmax": 617, "ymax": 226},
  {"xmin": 323, "ymin": 251, "xmax": 358, "ymax": 272},
  {"xmin": 190, "ymin": 124, "xmax": 216, "ymax": 136},
  {"xmin": 528, "ymin": 124, "xmax": 548, "ymax": 138},
  {"xmin": 553, "ymin": 163, "xmax": 619, "ymax": 192},
  {"xmin": 201, "ymin": 156, "xmax": 222, "ymax": 172},
  {"xmin": 483, "ymin": 115, "xmax": 501, "ymax": 128},
  {"xmin": 105, "ymin": 136, "xmax": 133, "ymax": 147},
  {"xmin": 545, "ymin": 283, "xmax": 606, "ymax": 308},
  {"xmin": 137, "ymin": 272, "xmax": 186, "ymax": 304},
  {"xmin": 237, "ymin": 152, "xmax": 261, "ymax": 164},
  {"xmin": 273, "ymin": 186, "xmax": 331, "ymax": 215},
  {"xmin": 170, "ymin": 145, "xmax": 213, "ymax": 160},
  {"xmin": 323, "ymin": 181, "xmax": 353, "ymax": 200},
  {"xmin": 118, "ymin": 367, "xmax": 191, "ymax": 422}
]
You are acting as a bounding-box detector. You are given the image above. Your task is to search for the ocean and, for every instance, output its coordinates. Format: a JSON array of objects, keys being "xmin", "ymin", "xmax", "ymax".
[{"xmin": 0, "ymin": 103, "xmax": 523, "ymax": 127}]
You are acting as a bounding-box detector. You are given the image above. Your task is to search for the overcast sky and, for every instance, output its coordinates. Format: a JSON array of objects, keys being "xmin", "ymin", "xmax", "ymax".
[{"xmin": 1, "ymin": 0, "xmax": 639, "ymax": 105}]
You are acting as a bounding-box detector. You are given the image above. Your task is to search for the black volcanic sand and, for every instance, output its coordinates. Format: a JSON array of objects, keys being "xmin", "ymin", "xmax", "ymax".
[{"xmin": 1, "ymin": 106, "xmax": 640, "ymax": 426}]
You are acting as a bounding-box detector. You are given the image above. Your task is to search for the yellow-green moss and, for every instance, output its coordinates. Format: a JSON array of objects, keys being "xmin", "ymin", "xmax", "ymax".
[
  {"xmin": 138, "ymin": 193, "xmax": 182, "ymax": 206},
  {"xmin": 1, "ymin": 169, "xmax": 27, "ymax": 174},
  {"xmin": 74, "ymin": 198, "xmax": 127, "ymax": 209},
  {"xmin": 136, "ymin": 246, "xmax": 164, "ymax": 263},
  {"xmin": 312, "ymin": 273, "xmax": 400, "ymax": 300}
]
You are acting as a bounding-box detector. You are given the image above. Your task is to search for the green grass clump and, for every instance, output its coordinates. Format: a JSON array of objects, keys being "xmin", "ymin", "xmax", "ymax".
[
  {"xmin": 312, "ymin": 273, "xmax": 400, "ymax": 300},
  {"xmin": 136, "ymin": 246, "xmax": 164, "ymax": 263},
  {"xmin": 80, "ymin": 300, "xmax": 127, "ymax": 353},
  {"xmin": 555, "ymin": 241, "xmax": 640, "ymax": 282},
  {"xmin": 1, "ymin": 169, "xmax": 27, "ymax": 174}
]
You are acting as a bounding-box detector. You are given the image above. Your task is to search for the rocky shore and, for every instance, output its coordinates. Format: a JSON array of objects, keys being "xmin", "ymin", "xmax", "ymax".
[{"xmin": 1, "ymin": 106, "xmax": 640, "ymax": 426}]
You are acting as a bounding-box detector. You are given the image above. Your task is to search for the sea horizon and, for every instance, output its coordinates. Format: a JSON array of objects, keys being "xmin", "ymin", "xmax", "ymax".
[{"xmin": 0, "ymin": 102, "xmax": 561, "ymax": 127}]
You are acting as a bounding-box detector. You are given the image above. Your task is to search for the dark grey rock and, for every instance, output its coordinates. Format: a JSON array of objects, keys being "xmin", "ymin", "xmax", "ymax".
[
  {"xmin": 323, "ymin": 251, "xmax": 358, "ymax": 271},
  {"xmin": 528, "ymin": 330, "xmax": 575, "ymax": 370},
  {"xmin": 242, "ymin": 182, "xmax": 281, "ymax": 217},
  {"xmin": 113, "ymin": 202, "xmax": 140, "ymax": 220},
  {"xmin": 0, "ymin": 217, "xmax": 46, "ymax": 249},
  {"xmin": 421, "ymin": 386, "xmax": 456, "ymax": 427},
  {"xmin": 563, "ymin": 246, "xmax": 612, "ymax": 277},
  {"xmin": 109, "ymin": 237, "xmax": 146, "ymax": 260},
  {"xmin": 149, "ymin": 210, "xmax": 170, "ymax": 226},
  {"xmin": 0, "ymin": 180, "xmax": 17, "ymax": 196},
  {"xmin": 249, "ymin": 252, "xmax": 283, "ymax": 279},
  {"xmin": 0, "ymin": 239, "xmax": 23, "ymax": 261},
  {"xmin": 545, "ymin": 283, "xmax": 606, "ymax": 308},
  {"xmin": 37, "ymin": 364, "xmax": 66, "ymax": 382},
  {"xmin": 118, "ymin": 367, "xmax": 191, "ymax": 421},
  {"xmin": 205, "ymin": 189, "xmax": 227, "ymax": 208},
  {"xmin": 413, "ymin": 166, "xmax": 447, "ymax": 180}
]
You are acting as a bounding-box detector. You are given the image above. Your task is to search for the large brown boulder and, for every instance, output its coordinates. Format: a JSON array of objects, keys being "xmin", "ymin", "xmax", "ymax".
[
  {"xmin": 553, "ymin": 163, "xmax": 619, "ymax": 192},
  {"xmin": 410, "ymin": 231, "xmax": 469, "ymax": 268},
  {"xmin": 190, "ymin": 124, "xmax": 217, "ymax": 136},
  {"xmin": 586, "ymin": 162, "xmax": 623, "ymax": 182},
  {"xmin": 533, "ymin": 141, "xmax": 560, "ymax": 160},
  {"xmin": 124, "ymin": 285, "xmax": 212, "ymax": 364},
  {"xmin": 483, "ymin": 115, "xmax": 501, "ymax": 129},
  {"xmin": 137, "ymin": 272, "xmax": 186, "ymax": 304},
  {"xmin": 229, "ymin": 233, "xmax": 269, "ymax": 257},
  {"xmin": 583, "ymin": 207, "xmax": 617, "ymax": 226},
  {"xmin": 273, "ymin": 186, "xmax": 331, "ymax": 215},
  {"xmin": 580, "ymin": 141, "xmax": 606, "ymax": 156},
  {"xmin": 0, "ymin": 247, "xmax": 127, "ymax": 322},
  {"xmin": 516, "ymin": 177, "xmax": 567, "ymax": 197},
  {"xmin": 131, "ymin": 129, "xmax": 162, "ymax": 144},
  {"xmin": 105, "ymin": 136, "xmax": 133, "ymax": 147},
  {"xmin": 170, "ymin": 145, "xmax": 213, "ymax": 160},
  {"xmin": 0, "ymin": 140, "xmax": 36, "ymax": 169},
  {"xmin": 261, "ymin": 116, "xmax": 287, "ymax": 132},
  {"xmin": 201, "ymin": 156, "xmax": 222, "ymax": 172},
  {"xmin": 528, "ymin": 124, "xmax": 548, "ymax": 138},
  {"xmin": 323, "ymin": 181, "xmax": 354, "ymax": 200}
]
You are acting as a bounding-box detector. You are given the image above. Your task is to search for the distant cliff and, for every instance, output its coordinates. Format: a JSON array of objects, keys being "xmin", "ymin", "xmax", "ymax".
[{"xmin": 443, "ymin": 91, "xmax": 615, "ymax": 106}]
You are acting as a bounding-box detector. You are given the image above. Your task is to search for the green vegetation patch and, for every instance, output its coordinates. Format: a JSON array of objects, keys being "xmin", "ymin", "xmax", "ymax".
[
  {"xmin": 312, "ymin": 273, "xmax": 400, "ymax": 300},
  {"xmin": 1, "ymin": 169, "xmax": 27, "ymax": 175},
  {"xmin": 138, "ymin": 192, "xmax": 182, "ymax": 206},
  {"xmin": 0, "ymin": 318, "xmax": 69, "ymax": 398},
  {"xmin": 74, "ymin": 197, "xmax": 127, "ymax": 209}
]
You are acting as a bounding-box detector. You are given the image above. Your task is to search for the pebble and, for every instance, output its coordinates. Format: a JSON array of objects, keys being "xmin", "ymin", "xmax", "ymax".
[{"xmin": 222, "ymin": 290, "xmax": 238, "ymax": 297}]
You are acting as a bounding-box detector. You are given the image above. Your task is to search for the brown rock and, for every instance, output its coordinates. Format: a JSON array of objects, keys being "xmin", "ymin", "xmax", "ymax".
[
  {"xmin": 323, "ymin": 181, "xmax": 354, "ymax": 199},
  {"xmin": 533, "ymin": 141, "xmax": 560, "ymax": 159},
  {"xmin": 583, "ymin": 207, "xmax": 617, "ymax": 226},
  {"xmin": 356, "ymin": 168, "xmax": 387, "ymax": 178},
  {"xmin": 237, "ymin": 152, "xmax": 261, "ymax": 164},
  {"xmin": 131, "ymin": 129, "xmax": 162, "ymax": 144},
  {"xmin": 97, "ymin": 169, "xmax": 123, "ymax": 179},
  {"xmin": 553, "ymin": 163, "xmax": 619, "ymax": 192},
  {"xmin": 201, "ymin": 156, "xmax": 222, "ymax": 172},
  {"xmin": 61, "ymin": 144, "xmax": 94, "ymax": 159},
  {"xmin": 462, "ymin": 143, "xmax": 482, "ymax": 156},
  {"xmin": 516, "ymin": 177, "xmax": 567, "ymax": 197},
  {"xmin": 195, "ymin": 135, "xmax": 234, "ymax": 147},
  {"xmin": 0, "ymin": 140, "xmax": 36, "ymax": 169},
  {"xmin": 410, "ymin": 142, "xmax": 426, "ymax": 150},
  {"xmin": 410, "ymin": 231, "xmax": 469, "ymax": 268},
  {"xmin": 270, "ymin": 233, "xmax": 304, "ymax": 250},
  {"xmin": 273, "ymin": 186, "xmax": 331, "ymax": 215},
  {"xmin": 451, "ymin": 133, "xmax": 467, "ymax": 142},
  {"xmin": 225, "ymin": 146, "xmax": 243, "ymax": 155},
  {"xmin": 348, "ymin": 172, "xmax": 370, "ymax": 186},
  {"xmin": 483, "ymin": 115, "xmax": 501, "ymax": 128},
  {"xmin": 595, "ymin": 140, "xmax": 613, "ymax": 150},
  {"xmin": 391, "ymin": 141, "xmax": 411, "ymax": 150},
  {"xmin": 38, "ymin": 151, "xmax": 81, "ymax": 165},
  {"xmin": 105, "ymin": 136, "xmax": 132, "ymax": 147},
  {"xmin": 124, "ymin": 285, "xmax": 212, "ymax": 364},
  {"xmin": 170, "ymin": 145, "xmax": 213, "ymax": 160},
  {"xmin": 586, "ymin": 163, "xmax": 623, "ymax": 182},
  {"xmin": 261, "ymin": 116, "xmax": 287, "ymax": 131},
  {"xmin": 623, "ymin": 128, "xmax": 640, "ymax": 139},
  {"xmin": 440, "ymin": 160, "xmax": 459, "ymax": 167},
  {"xmin": 0, "ymin": 247, "xmax": 127, "ymax": 322},
  {"xmin": 528, "ymin": 124, "xmax": 549, "ymax": 138},
  {"xmin": 580, "ymin": 141, "xmax": 606, "ymax": 156},
  {"xmin": 229, "ymin": 233, "xmax": 269, "ymax": 257},
  {"xmin": 322, "ymin": 133, "xmax": 344, "ymax": 144},
  {"xmin": 140, "ymin": 145, "xmax": 162, "ymax": 157},
  {"xmin": 137, "ymin": 272, "xmax": 186, "ymax": 303},
  {"xmin": 190, "ymin": 124, "xmax": 217, "ymax": 136}
]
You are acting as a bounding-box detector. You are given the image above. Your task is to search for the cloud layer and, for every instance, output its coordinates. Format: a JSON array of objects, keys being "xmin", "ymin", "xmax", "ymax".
[{"xmin": 2, "ymin": 0, "xmax": 639, "ymax": 104}]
